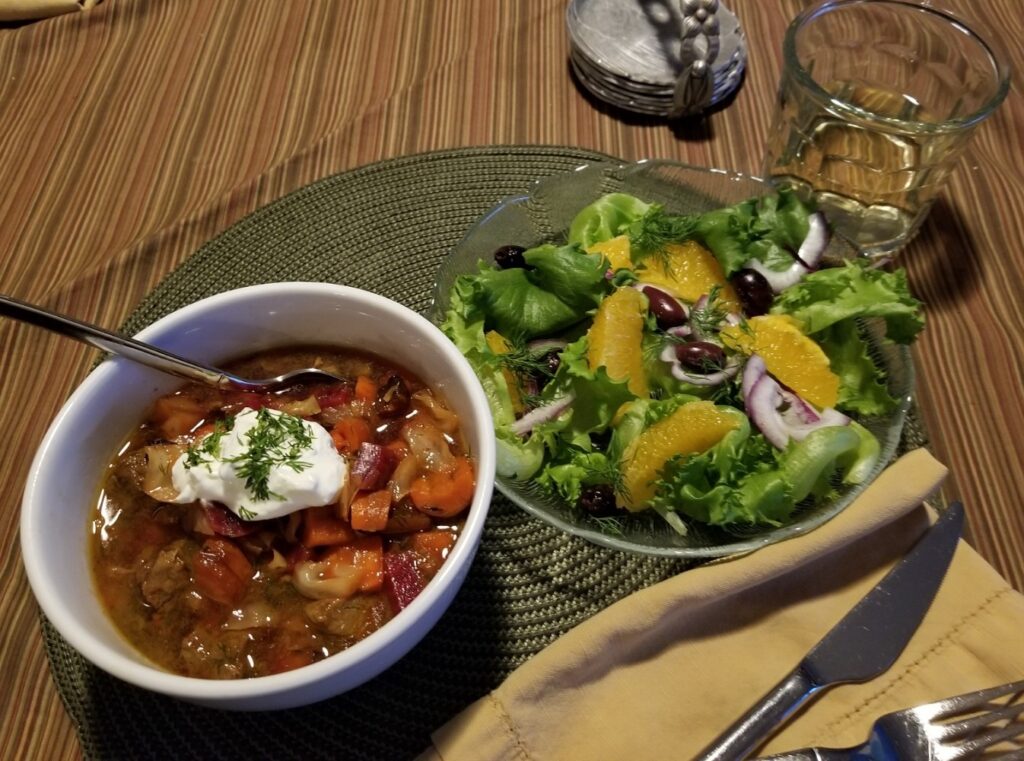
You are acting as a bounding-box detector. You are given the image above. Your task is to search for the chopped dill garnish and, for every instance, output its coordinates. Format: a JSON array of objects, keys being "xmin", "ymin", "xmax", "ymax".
[
  {"xmin": 229, "ymin": 408, "xmax": 313, "ymax": 501},
  {"xmin": 237, "ymin": 506, "xmax": 257, "ymax": 520},
  {"xmin": 184, "ymin": 414, "xmax": 236, "ymax": 469},
  {"xmin": 626, "ymin": 205, "xmax": 699, "ymax": 265}
]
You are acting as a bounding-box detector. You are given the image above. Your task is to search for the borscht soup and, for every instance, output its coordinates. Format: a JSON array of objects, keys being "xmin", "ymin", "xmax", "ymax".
[{"xmin": 90, "ymin": 346, "xmax": 476, "ymax": 679}]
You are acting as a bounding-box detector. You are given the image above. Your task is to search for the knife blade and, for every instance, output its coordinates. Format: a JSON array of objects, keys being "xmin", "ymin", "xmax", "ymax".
[{"xmin": 694, "ymin": 501, "xmax": 965, "ymax": 761}]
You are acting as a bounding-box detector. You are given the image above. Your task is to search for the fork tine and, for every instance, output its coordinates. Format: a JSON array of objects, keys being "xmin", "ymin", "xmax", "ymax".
[
  {"xmin": 940, "ymin": 702, "xmax": 1024, "ymax": 739},
  {"xmin": 952, "ymin": 720, "xmax": 1024, "ymax": 757},
  {"xmin": 929, "ymin": 680, "xmax": 1024, "ymax": 720}
]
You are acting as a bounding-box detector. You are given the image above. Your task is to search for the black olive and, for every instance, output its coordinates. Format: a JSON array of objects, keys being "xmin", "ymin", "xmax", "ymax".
[
  {"xmin": 675, "ymin": 341, "xmax": 727, "ymax": 373},
  {"xmin": 642, "ymin": 285, "xmax": 688, "ymax": 329},
  {"xmin": 542, "ymin": 351, "xmax": 561, "ymax": 376},
  {"xmin": 374, "ymin": 374, "xmax": 410, "ymax": 418},
  {"xmin": 730, "ymin": 268, "xmax": 774, "ymax": 316},
  {"xmin": 578, "ymin": 484, "xmax": 619, "ymax": 517},
  {"xmin": 494, "ymin": 245, "xmax": 528, "ymax": 269}
]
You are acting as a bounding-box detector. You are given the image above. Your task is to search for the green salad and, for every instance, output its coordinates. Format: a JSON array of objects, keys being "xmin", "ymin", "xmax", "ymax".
[{"xmin": 441, "ymin": 190, "xmax": 924, "ymax": 535}]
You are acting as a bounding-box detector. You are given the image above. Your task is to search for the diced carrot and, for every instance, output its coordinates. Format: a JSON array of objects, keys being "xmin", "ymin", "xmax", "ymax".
[
  {"xmin": 300, "ymin": 505, "xmax": 357, "ymax": 547},
  {"xmin": 409, "ymin": 457, "xmax": 476, "ymax": 518},
  {"xmin": 322, "ymin": 535, "xmax": 384, "ymax": 593},
  {"xmin": 350, "ymin": 489, "xmax": 393, "ymax": 532},
  {"xmin": 355, "ymin": 375, "xmax": 378, "ymax": 404},
  {"xmin": 331, "ymin": 417, "xmax": 372, "ymax": 455},
  {"xmin": 192, "ymin": 538, "xmax": 252, "ymax": 605},
  {"xmin": 151, "ymin": 394, "xmax": 206, "ymax": 439}
]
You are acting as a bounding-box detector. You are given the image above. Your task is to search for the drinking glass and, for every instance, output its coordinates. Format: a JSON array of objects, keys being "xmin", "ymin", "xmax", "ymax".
[{"xmin": 761, "ymin": 0, "xmax": 1010, "ymax": 256}]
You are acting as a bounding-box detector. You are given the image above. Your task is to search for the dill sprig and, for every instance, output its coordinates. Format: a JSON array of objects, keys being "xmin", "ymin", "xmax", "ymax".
[
  {"xmin": 184, "ymin": 415, "xmax": 236, "ymax": 469},
  {"xmin": 689, "ymin": 285, "xmax": 728, "ymax": 337},
  {"xmin": 626, "ymin": 205, "xmax": 699, "ymax": 266},
  {"xmin": 495, "ymin": 337, "xmax": 551, "ymax": 380},
  {"xmin": 229, "ymin": 408, "xmax": 313, "ymax": 501}
]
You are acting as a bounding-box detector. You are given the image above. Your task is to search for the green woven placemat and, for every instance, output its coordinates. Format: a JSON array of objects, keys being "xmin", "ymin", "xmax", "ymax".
[{"xmin": 41, "ymin": 146, "xmax": 928, "ymax": 761}]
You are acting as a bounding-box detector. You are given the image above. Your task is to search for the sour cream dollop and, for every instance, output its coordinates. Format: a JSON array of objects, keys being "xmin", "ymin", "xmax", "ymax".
[{"xmin": 171, "ymin": 407, "xmax": 348, "ymax": 521}]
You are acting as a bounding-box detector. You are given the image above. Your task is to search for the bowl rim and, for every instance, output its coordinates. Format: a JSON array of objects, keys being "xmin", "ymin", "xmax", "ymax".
[
  {"xmin": 21, "ymin": 281, "xmax": 496, "ymax": 702},
  {"xmin": 429, "ymin": 158, "xmax": 914, "ymax": 559}
]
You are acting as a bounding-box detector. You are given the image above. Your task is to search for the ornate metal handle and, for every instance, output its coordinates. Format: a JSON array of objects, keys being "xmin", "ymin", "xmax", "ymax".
[{"xmin": 671, "ymin": 0, "xmax": 721, "ymax": 117}]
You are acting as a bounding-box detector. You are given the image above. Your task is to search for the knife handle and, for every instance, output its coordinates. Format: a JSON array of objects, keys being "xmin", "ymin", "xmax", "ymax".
[{"xmin": 694, "ymin": 666, "xmax": 820, "ymax": 761}]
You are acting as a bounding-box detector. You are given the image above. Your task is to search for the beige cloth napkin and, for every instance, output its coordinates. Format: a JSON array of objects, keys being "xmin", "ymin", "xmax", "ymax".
[
  {"xmin": 0, "ymin": 0, "xmax": 99, "ymax": 22},
  {"xmin": 420, "ymin": 449, "xmax": 1024, "ymax": 760}
]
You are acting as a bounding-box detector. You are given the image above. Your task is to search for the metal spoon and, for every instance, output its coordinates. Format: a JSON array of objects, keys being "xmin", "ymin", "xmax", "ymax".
[{"xmin": 0, "ymin": 294, "xmax": 346, "ymax": 392}]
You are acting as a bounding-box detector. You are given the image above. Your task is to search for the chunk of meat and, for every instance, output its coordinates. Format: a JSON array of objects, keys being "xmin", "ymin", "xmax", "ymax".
[
  {"xmin": 137, "ymin": 539, "xmax": 191, "ymax": 609},
  {"xmin": 304, "ymin": 595, "xmax": 390, "ymax": 641}
]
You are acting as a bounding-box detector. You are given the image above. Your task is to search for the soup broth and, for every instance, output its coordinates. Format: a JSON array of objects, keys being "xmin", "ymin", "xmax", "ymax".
[{"xmin": 90, "ymin": 346, "xmax": 474, "ymax": 679}]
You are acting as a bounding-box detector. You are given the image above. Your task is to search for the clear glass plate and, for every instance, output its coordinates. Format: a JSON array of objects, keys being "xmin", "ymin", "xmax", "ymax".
[{"xmin": 428, "ymin": 160, "xmax": 914, "ymax": 558}]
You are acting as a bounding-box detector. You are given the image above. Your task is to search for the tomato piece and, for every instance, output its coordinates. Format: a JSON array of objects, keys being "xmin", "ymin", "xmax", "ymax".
[
  {"xmin": 313, "ymin": 384, "xmax": 353, "ymax": 409},
  {"xmin": 192, "ymin": 538, "xmax": 252, "ymax": 605}
]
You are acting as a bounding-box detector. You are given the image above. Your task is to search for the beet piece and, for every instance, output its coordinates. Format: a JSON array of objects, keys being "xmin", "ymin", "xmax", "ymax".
[{"xmin": 383, "ymin": 552, "xmax": 425, "ymax": 612}]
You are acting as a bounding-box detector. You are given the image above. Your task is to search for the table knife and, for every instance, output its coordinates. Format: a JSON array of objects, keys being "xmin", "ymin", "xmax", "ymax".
[{"xmin": 694, "ymin": 501, "xmax": 965, "ymax": 761}]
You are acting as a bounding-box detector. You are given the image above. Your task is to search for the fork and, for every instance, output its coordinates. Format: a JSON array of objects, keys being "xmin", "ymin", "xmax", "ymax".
[{"xmin": 758, "ymin": 680, "xmax": 1024, "ymax": 761}]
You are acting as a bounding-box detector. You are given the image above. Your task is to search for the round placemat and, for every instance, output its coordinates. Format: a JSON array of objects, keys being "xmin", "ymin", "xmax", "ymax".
[{"xmin": 40, "ymin": 145, "xmax": 928, "ymax": 760}]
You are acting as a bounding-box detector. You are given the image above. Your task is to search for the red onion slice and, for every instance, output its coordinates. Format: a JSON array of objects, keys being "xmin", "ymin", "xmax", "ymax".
[
  {"xmin": 796, "ymin": 212, "xmax": 829, "ymax": 269},
  {"xmin": 743, "ymin": 354, "xmax": 850, "ymax": 447},
  {"xmin": 743, "ymin": 258, "xmax": 809, "ymax": 294},
  {"xmin": 509, "ymin": 393, "xmax": 575, "ymax": 437}
]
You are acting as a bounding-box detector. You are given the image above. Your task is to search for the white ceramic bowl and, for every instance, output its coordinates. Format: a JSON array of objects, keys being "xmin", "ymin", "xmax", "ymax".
[{"xmin": 20, "ymin": 282, "xmax": 495, "ymax": 710}]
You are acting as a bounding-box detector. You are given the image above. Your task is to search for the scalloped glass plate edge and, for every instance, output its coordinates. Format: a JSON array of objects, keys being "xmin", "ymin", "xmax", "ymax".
[{"xmin": 428, "ymin": 159, "xmax": 916, "ymax": 559}]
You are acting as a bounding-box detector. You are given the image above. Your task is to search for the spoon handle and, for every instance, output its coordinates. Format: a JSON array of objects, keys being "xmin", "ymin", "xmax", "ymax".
[{"xmin": 0, "ymin": 294, "xmax": 236, "ymax": 388}]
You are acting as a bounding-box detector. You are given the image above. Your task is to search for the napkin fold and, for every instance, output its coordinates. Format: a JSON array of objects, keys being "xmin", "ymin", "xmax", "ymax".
[
  {"xmin": 421, "ymin": 449, "xmax": 1024, "ymax": 760},
  {"xmin": 0, "ymin": 0, "xmax": 99, "ymax": 23}
]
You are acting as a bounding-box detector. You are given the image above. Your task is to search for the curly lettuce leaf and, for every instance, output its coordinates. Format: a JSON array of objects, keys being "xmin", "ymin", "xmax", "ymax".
[
  {"xmin": 816, "ymin": 320, "xmax": 898, "ymax": 416},
  {"xmin": 536, "ymin": 451, "xmax": 615, "ymax": 507},
  {"xmin": 540, "ymin": 336, "xmax": 637, "ymax": 440},
  {"xmin": 771, "ymin": 260, "xmax": 924, "ymax": 343},
  {"xmin": 568, "ymin": 193, "xmax": 651, "ymax": 248},
  {"xmin": 448, "ymin": 244, "xmax": 608, "ymax": 340},
  {"xmin": 440, "ymin": 277, "xmax": 518, "ymax": 427},
  {"xmin": 694, "ymin": 188, "xmax": 814, "ymax": 276},
  {"xmin": 650, "ymin": 424, "xmax": 862, "ymax": 529}
]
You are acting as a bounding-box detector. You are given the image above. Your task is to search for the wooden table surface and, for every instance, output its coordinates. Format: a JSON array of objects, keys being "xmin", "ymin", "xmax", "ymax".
[{"xmin": 0, "ymin": 1, "xmax": 1020, "ymax": 757}]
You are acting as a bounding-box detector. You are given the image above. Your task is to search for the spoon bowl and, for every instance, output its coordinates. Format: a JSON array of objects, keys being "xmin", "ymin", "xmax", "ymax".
[{"xmin": 0, "ymin": 294, "xmax": 346, "ymax": 391}]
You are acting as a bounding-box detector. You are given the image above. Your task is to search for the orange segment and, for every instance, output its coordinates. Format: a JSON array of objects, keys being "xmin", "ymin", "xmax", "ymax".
[
  {"xmin": 620, "ymin": 401, "xmax": 742, "ymax": 510},
  {"xmin": 586, "ymin": 287, "xmax": 648, "ymax": 398},
  {"xmin": 635, "ymin": 240, "xmax": 740, "ymax": 310},
  {"xmin": 586, "ymin": 235, "xmax": 633, "ymax": 271},
  {"xmin": 721, "ymin": 315, "xmax": 840, "ymax": 409}
]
